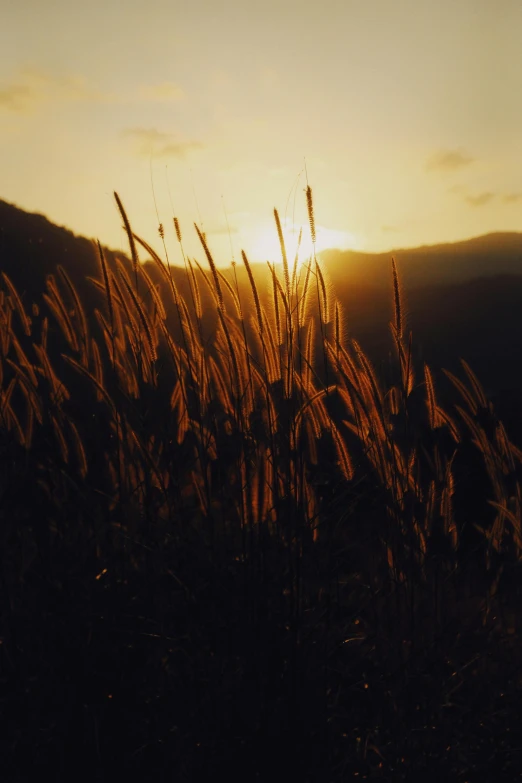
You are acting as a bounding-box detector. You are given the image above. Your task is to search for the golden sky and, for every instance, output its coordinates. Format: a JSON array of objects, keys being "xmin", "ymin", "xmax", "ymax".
[{"xmin": 2, "ymin": 0, "xmax": 522, "ymax": 266}]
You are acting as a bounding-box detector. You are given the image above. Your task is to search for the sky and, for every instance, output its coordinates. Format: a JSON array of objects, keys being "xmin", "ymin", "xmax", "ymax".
[{"xmin": 2, "ymin": 0, "xmax": 522, "ymax": 267}]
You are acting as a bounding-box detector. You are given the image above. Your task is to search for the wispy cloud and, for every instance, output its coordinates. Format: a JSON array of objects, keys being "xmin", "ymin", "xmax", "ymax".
[
  {"xmin": 426, "ymin": 148, "xmax": 475, "ymax": 172},
  {"xmin": 208, "ymin": 223, "xmax": 238, "ymax": 236},
  {"xmin": 465, "ymin": 192, "xmax": 494, "ymax": 207},
  {"xmin": 0, "ymin": 83, "xmax": 33, "ymax": 112},
  {"xmin": 503, "ymin": 192, "xmax": 522, "ymax": 204},
  {"xmin": 122, "ymin": 127, "xmax": 203, "ymax": 158},
  {"xmin": 137, "ymin": 82, "xmax": 185, "ymax": 102},
  {"xmin": 24, "ymin": 68, "xmax": 107, "ymax": 100},
  {"xmin": 448, "ymin": 185, "xmax": 495, "ymax": 207},
  {"xmin": 0, "ymin": 67, "xmax": 111, "ymax": 113}
]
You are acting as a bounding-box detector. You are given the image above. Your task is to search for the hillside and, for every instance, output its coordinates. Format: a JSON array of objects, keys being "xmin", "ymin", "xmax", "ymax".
[
  {"xmin": 0, "ymin": 198, "xmax": 130, "ymax": 303},
  {"xmin": 321, "ymin": 232, "xmax": 522, "ymax": 290},
  {"xmin": 3, "ymin": 196, "xmax": 522, "ymax": 294}
]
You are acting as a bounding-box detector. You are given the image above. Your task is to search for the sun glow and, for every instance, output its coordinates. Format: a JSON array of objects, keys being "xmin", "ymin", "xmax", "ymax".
[{"xmin": 249, "ymin": 218, "xmax": 359, "ymax": 268}]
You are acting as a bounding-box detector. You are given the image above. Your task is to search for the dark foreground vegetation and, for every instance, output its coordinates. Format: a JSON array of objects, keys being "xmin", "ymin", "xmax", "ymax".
[{"xmin": 2, "ymin": 191, "xmax": 522, "ymax": 781}]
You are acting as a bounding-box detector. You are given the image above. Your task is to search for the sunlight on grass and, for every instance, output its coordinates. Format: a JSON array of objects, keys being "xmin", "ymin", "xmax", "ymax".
[{"xmin": 2, "ymin": 183, "xmax": 522, "ymax": 778}]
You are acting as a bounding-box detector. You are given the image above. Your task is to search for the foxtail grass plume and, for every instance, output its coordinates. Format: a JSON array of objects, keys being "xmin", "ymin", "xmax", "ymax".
[{"xmin": 306, "ymin": 185, "xmax": 316, "ymax": 246}]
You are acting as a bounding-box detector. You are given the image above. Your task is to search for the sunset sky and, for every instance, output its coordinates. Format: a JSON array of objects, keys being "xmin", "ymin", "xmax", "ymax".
[{"xmin": 2, "ymin": 0, "xmax": 522, "ymax": 267}]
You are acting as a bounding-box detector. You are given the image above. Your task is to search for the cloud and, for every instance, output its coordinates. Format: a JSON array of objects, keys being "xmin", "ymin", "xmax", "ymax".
[
  {"xmin": 426, "ymin": 149, "xmax": 475, "ymax": 172},
  {"xmin": 0, "ymin": 69, "xmax": 186, "ymax": 113},
  {"xmin": 0, "ymin": 67, "xmax": 110, "ymax": 113},
  {"xmin": 381, "ymin": 225, "xmax": 399, "ymax": 233},
  {"xmin": 137, "ymin": 82, "xmax": 185, "ymax": 102},
  {"xmin": 0, "ymin": 83, "xmax": 34, "ymax": 112},
  {"xmin": 208, "ymin": 224, "xmax": 238, "ymax": 236},
  {"xmin": 465, "ymin": 192, "xmax": 494, "ymax": 207},
  {"xmin": 23, "ymin": 68, "xmax": 106, "ymax": 100},
  {"xmin": 503, "ymin": 193, "xmax": 522, "ymax": 204},
  {"xmin": 122, "ymin": 127, "xmax": 203, "ymax": 158}
]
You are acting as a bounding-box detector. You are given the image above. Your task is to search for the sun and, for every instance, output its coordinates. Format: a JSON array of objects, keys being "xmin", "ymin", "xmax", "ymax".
[
  {"xmin": 249, "ymin": 220, "xmax": 298, "ymax": 264},
  {"xmin": 248, "ymin": 218, "xmax": 358, "ymax": 267}
]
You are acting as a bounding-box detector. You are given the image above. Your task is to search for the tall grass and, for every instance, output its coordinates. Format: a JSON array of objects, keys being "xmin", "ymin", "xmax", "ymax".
[{"xmin": 2, "ymin": 187, "xmax": 522, "ymax": 779}]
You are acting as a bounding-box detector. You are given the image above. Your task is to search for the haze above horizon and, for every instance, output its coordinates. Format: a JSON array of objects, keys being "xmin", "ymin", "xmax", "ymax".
[{"xmin": 2, "ymin": 0, "xmax": 522, "ymax": 267}]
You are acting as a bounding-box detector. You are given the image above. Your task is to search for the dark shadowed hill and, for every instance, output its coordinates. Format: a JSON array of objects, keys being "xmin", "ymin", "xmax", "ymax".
[
  {"xmin": 321, "ymin": 232, "xmax": 522, "ymax": 291},
  {"xmin": 0, "ymin": 198, "xmax": 132, "ymax": 305},
  {"xmin": 3, "ymin": 197, "xmax": 522, "ymax": 296}
]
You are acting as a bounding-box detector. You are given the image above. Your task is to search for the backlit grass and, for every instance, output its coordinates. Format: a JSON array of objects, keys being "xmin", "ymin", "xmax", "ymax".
[{"xmin": 1, "ymin": 188, "xmax": 522, "ymax": 780}]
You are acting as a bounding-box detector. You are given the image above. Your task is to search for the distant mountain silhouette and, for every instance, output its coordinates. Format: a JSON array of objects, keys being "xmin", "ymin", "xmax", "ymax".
[
  {"xmin": 321, "ymin": 232, "xmax": 522, "ymax": 290},
  {"xmin": 1, "ymin": 197, "xmax": 522, "ymax": 437},
  {"xmin": 0, "ymin": 198, "xmax": 132, "ymax": 305},
  {"xmin": 2, "ymin": 195, "xmax": 522, "ymax": 296}
]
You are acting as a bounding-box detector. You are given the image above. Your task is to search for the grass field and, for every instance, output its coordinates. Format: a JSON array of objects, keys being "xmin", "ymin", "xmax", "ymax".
[{"xmin": 1, "ymin": 188, "xmax": 522, "ymax": 781}]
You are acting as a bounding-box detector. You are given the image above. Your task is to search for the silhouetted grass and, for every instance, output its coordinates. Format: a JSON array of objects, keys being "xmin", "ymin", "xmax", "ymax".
[{"xmin": 1, "ymin": 189, "xmax": 522, "ymax": 781}]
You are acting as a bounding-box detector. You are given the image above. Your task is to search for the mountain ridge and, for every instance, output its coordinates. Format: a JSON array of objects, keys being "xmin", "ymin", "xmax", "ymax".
[{"xmin": 2, "ymin": 196, "xmax": 522, "ymax": 288}]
